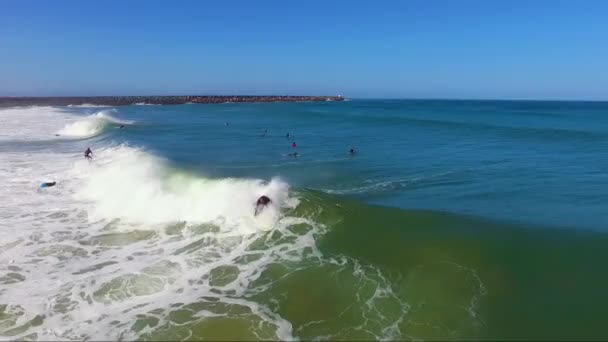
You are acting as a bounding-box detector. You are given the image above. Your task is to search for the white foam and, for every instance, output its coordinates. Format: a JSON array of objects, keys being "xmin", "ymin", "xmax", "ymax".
[
  {"xmin": 56, "ymin": 110, "xmax": 133, "ymax": 139},
  {"xmin": 0, "ymin": 105, "xmax": 416, "ymax": 341},
  {"xmin": 71, "ymin": 145, "xmax": 294, "ymax": 232},
  {"xmin": 0, "ymin": 107, "xmax": 131, "ymax": 141},
  {"xmin": 0, "ymin": 106, "xmax": 74, "ymax": 141},
  {"xmin": 0, "ymin": 105, "xmax": 319, "ymax": 340}
]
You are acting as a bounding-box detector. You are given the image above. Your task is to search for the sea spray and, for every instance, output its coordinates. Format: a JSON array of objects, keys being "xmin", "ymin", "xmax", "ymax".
[{"xmin": 71, "ymin": 145, "xmax": 295, "ymax": 232}]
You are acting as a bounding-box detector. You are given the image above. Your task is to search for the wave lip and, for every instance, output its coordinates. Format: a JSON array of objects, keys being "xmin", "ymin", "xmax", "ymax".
[
  {"xmin": 56, "ymin": 110, "xmax": 133, "ymax": 139},
  {"xmin": 72, "ymin": 145, "xmax": 295, "ymax": 233}
]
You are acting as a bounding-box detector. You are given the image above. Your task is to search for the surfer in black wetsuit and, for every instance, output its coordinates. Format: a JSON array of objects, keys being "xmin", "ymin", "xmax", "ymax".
[
  {"xmin": 349, "ymin": 147, "xmax": 355, "ymax": 155},
  {"xmin": 40, "ymin": 181, "xmax": 56, "ymax": 188},
  {"xmin": 254, "ymin": 195, "xmax": 271, "ymax": 216},
  {"xmin": 84, "ymin": 147, "xmax": 93, "ymax": 160}
]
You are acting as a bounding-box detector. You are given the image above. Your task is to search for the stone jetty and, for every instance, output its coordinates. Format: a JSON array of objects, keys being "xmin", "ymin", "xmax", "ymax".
[{"xmin": 0, "ymin": 95, "xmax": 344, "ymax": 107}]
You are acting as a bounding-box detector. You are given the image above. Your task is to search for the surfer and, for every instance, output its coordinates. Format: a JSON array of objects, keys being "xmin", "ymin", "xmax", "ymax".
[
  {"xmin": 288, "ymin": 152, "xmax": 299, "ymax": 157},
  {"xmin": 349, "ymin": 147, "xmax": 355, "ymax": 155},
  {"xmin": 40, "ymin": 181, "xmax": 56, "ymax": 188},
  {"xmin": 84, "ymin": 147, "xmax": 93, "ymax": 160},
  {"xmin": 292, "ymin": 142, "xmax": 297, "ymax": 148},
  {"xmin": 119, "ymin": 125, "xmax": 125, "ymax": 129},
  {"xmin": 254, "ymin": 195, "xmax": 271, "ymax": 216},
  {"xmin": 286, "ymin": 132, "xmax": 290, "ymax": 139}
]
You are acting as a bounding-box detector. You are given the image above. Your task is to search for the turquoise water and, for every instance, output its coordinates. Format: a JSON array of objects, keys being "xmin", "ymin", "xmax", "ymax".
[
  {"xmin": 113, "ymin": 100, "xmax": 608, "ymax": 230},
  {"xmin": 1, "ymin": 100, "xmax": 608, "ymax": 340}
]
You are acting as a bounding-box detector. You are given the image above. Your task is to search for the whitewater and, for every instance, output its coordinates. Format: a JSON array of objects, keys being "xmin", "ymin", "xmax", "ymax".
[
  {"xmin": 4, "ymin": 100, "xmax": 608, "ymax": 340},
  {"xmin": 0, "ymin": 106, "xmax": 326, "ymax": 340}
]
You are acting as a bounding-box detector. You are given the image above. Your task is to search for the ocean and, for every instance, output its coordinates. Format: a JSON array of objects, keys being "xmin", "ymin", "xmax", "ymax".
[{"xmin": 1, "ymin": 99, "xmax": 607, "ymax": 340}]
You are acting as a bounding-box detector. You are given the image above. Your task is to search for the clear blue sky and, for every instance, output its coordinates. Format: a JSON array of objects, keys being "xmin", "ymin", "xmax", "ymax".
[{"xmin": 1, "ymin": 0, "xmax": 607, "ymax": 99}]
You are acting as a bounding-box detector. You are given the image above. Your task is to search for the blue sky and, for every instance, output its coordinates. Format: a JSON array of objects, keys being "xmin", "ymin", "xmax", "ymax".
[{"xmin": 1, "ymin": 0, "xmax": 607, "ymax": 99}]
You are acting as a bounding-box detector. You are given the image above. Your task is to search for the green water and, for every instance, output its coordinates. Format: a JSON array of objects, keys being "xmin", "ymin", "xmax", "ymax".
[
  {"xmin": 315, "ymin": 196, "xmax": 608, "ymax": 340},
  {"xmin": 122, "ymin": 192, "xmax": 608, "ymax": 340},
  {"xmin": 3, "ymin": 101, "xmax": 608, "ymax": 340}
]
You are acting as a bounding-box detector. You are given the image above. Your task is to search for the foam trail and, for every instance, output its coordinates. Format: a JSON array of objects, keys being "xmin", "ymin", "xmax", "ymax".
[
  {"xmin": 0, "ymin": 144, "xmax": 313, "ymax": 340},
  {"xmin": 0, "ymin": 106, "xmax": 315, "ymax": 340}
]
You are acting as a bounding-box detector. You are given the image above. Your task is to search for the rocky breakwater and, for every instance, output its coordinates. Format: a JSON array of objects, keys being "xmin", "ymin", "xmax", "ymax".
[{"xmin": 0, "ymin": 95, "xmax": 344, "ymax": 107}]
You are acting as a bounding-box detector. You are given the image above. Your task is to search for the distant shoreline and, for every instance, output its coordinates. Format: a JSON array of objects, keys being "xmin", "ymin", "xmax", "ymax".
[{"xmin": 0, "ymin": 95, "xmax": 344, "ymax": 107}]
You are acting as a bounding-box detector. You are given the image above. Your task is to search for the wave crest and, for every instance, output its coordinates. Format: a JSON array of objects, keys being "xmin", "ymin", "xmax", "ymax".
[
  {"xmin": 71, "ymin": 145, "xmax": 295, "ymax": 233},
  {"xmin": 56, "ymin": 110, "xmax": 133, "ymax": 138}
]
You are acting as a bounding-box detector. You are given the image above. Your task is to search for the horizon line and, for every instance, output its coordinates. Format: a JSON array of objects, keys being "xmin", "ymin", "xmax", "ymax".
[{"xmin": 1, "ymin": 95, "xmax": 607, "ymax": 103}]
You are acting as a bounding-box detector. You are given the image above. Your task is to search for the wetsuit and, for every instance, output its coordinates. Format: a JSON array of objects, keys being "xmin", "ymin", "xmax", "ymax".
[{"xmin": 254, "ymin": 196, "xmax": 272, "ymax": 215}]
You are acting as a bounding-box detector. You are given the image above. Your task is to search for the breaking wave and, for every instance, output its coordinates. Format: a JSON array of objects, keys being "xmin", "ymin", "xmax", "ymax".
[{"xmin": 56, "ymin": 110, "xmax": 133, "ymax": 139}]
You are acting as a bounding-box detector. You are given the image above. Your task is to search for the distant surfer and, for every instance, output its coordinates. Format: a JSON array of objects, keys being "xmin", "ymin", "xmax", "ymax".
[
  {"xmin": 40, "ymin": 181, "xmax": 56, "ymax": 188},
  {"xmin": 119, "ymin": 125, "xmax": 125, "ymax": 129},
  {"xmin": 349, "ymin": 147, "xmax": 356, "ymax": 155},
  {"xmin": 262, "ymin": 129, "xmax": 268, "ymax": 137},
  {"xmin": 288, "ymin": 152, "xmax": 299, "ymax": 157},
  {"xmin": 291, "ymin": 142, "xmax": 297, "ymax": 148},
  {"xmin": 254, "ymin": 195, "xmax": 272, "ymax": 216},
  {"xmin": 84, "ymin": 147, "xmax": 93, "ymax": 160},
  {"xmin": 286, "ymin": 132, "xmax": 290, "ymax": 139}
]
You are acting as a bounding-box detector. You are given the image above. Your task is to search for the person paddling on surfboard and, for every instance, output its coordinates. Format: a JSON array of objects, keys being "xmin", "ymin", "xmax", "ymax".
[
  {"xmin": 84, "ymin": 147, "xmax": 93, "ymax": 161},
  {"xmin": 40, "ymin": 181, "xmax": 56, "ymax": 188},
  {"xmin": 254, "ymin": 195, "xmax": 271, "ymax": 216}
]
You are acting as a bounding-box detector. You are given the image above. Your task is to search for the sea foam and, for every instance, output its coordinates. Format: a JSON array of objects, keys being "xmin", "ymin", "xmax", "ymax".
[{"xmin": 0, "ymin": 106, "xmax": 316, "ymax": 340}]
